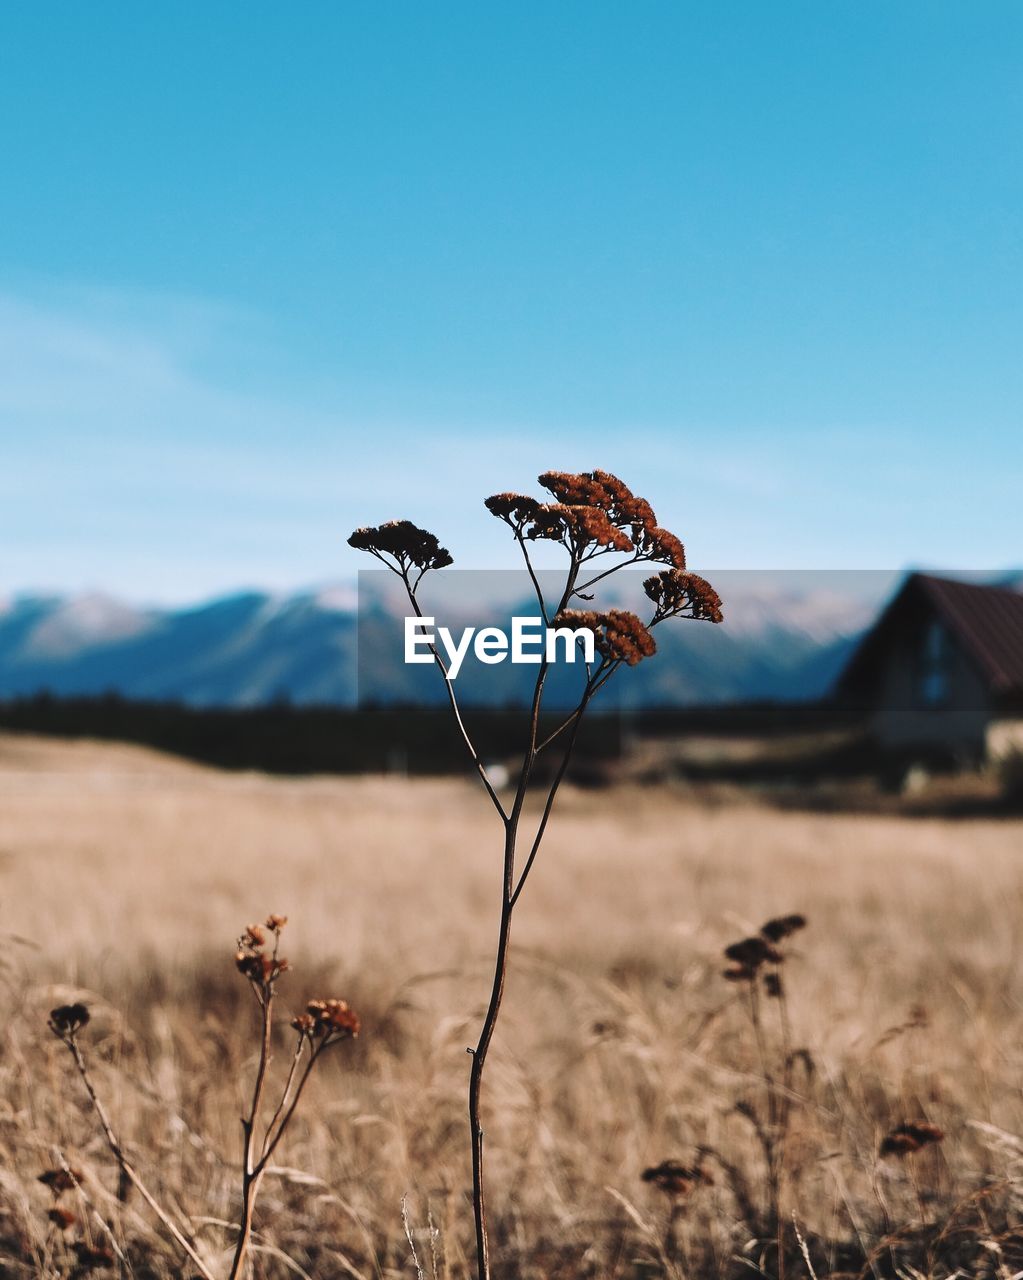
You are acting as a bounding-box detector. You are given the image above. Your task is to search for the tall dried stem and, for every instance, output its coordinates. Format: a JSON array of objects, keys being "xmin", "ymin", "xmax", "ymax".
[{"xmin": 349, "ymin": 471, "xmax": 722, "ymax": 1278}]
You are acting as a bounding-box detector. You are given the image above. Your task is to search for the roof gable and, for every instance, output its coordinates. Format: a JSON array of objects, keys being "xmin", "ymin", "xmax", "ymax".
[
  {"xmin": 916, "ymin": 575, "xmax": 1023, "ymax": 694},
  {"xmin": 840, "ymin": 573, "xmax": 1023, "ymax": 698}
]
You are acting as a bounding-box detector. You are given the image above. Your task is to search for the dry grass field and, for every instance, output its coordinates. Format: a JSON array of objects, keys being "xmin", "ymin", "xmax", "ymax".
[{"xmin": 3, "ymin": 731, "xmax": 1023, "ymax": 1279}]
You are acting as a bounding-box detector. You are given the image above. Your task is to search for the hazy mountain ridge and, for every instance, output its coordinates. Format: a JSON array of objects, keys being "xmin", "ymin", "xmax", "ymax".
[{"xmin": 0, "ymin": 580, "xmax": 879, "ymax": 708}]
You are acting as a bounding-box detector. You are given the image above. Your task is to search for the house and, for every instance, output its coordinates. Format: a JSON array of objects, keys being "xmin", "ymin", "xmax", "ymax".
[{"xmin": 838, "ymin": 573, "xmax": 1023, "ymax": 766}]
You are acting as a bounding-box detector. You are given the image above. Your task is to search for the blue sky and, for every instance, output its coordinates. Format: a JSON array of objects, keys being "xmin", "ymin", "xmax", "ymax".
[{"xmin": 1, "ymin": 4, "xmax": 1020, "ymax": 603}]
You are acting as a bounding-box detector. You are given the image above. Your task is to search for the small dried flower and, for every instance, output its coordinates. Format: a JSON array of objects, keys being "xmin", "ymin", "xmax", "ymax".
[
  {"xmin": 348, "ymin": 520, "xmax": 453, "ymax": 572},
  {"xmin": 48, "ymin": 1206, "xmax": 77, "ymax": 1230},
  {"xmin": 760, "ymin": 914, "xmax": 807, "ymax": 943},
  {"xmin": 235, "ymin": 951, "xmax": 288, "ymax": 984},
  {"xmin": 48, "ymin": 1004, "xmax": 90, "ymax": 1039},
  {"xmin": 484, "ymin": 492, "xmax": 543, "ymax": 525},
  {"xmin": 72, "ymin": 1242, "xmax": 114, "ymax": 1270},
  {"xmin": 243, "ymin": 924, "xmax": 266, "ymax": 948},
  {"xmin": 722, "ymin": 965, "xmax": 757, "ymax": 983},
  {"xmin": 555, "ymin": 609, "xmax": 656, "ymax": 667},
  {"xmin": 601, "ymin": 609, "xmax": 656, "ymax": 665},
  {"xmin": 635, "ymin": 524, "xmax": 687, "ymax": 569},
  {"xmin": 291, "ymin": 1012, "xmax": 318, "ymax": 1037},
  {"xmin": 641, "ymin": 1159, "xmax": 713, "ymax": 1197},
  {"xmin": 723, "ymin": 937, "xmax": 781, "ymax": 971},
  {"xmin": 538, "ymin": 470, "xmax": 617, "ymax": 509},
  {"xmin": 305, "ymin": 998, "xmax": 361, "ymax": 1040},
  {"xmin": 880, "ymin": 1122, "xmax": 945, "ymax": 1158},
  {"xmin": 38, "ymin": 1167, "xmax": 84, "ymax": 1196},
  {"xmin": 644, "ymin": 569, "xmax": 723, "ymax": 624},
  {"xmin": 589, "ymin": 470, "xmax": 658, "ymax": 532},
  {"xmin": 265, "ymin": 913, "xmax": 288, "ymax": 932},
  {"xmin": 524, "ymin": 503, "xmax": 635, "ymax": 554},
  {"xmin": 541, "ymin": 470, "xmax": 660, "ymax": 536}
]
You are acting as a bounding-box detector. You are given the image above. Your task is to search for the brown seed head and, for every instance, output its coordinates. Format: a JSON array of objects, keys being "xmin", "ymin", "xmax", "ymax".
[
  {"xmin": 641, "ymin": 1159, "xmax": 713, "ymax": 1197},
  {"xmin": 635, "ymin": 524, "xmax": 687, "ymax": 569},
  {"xmin": 38, "ymin": 1167, "xmax": 84, "ymax": 1196},
  {"xmin": 723, "ymin": 937, "xmax": 782, "ymax": 970},
  {"xmin": 484, "ymin": 492, "xmax": 542, "ymax": 525},
  {"xmin": 265, "ymin": 913, "xmax": 288, "ymax": 932},
  {"xmin": 72, "ymin": 1242, "xmax": 114, "ymax": 1270},
  {"xmin": 48, "ymin": 1003, "xmax": 90, "ymax": 1039},
  {"xmin": 524, "ymin": 503, "xmax": 635, "ymax": 553},
  {"xmin": 760, "ymin": 914, "xmax": 807, "ymax": 943},
  {"xmin": 348, "ymin": 520, "xmax": 453, "ymax": 571},
  {"xmin": 763, "ymin": 971, "xmax": 784, "ymax": 998},
  {"xmin": 644, "ymin": 569, "xmax": 723, "ymax": 623},
  {"xmin": 537, "ymin": 471, "xmax": 615, "ymax": 509},
  {"xmin": 600, "ymin": 609, "xmax": 656, "ymax": 665},
  {"xmin": 555, "ymin": 608, "xmax": 656, "ymax": 667},
  {"xmin": 243, "ymin": 924, "xmax": 266, "ymax": 948},
  {"xmin": 235, "ymin": 950, "xmax": 288, "ymax": 984},
  {"xmin": 880, "ymin": 1122, "xmax": 945, "ymax": 1158},
  {"xmin": 48, "ymin": 1206, "xmax": 77, "ymax": 1230},
  {"xmin": 306, "ymin": 998, "xmax": 361, "ymax": 1040},
  {"xmin": 722, "ymin": 965, "xmax": 757, "ymax": 983},
  {"xmin": 591, "ymin": 471, "xmax": 659, "ymax": 532}
]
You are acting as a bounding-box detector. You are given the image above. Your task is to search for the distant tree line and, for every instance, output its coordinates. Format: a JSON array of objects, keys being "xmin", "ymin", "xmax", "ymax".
[
  {"xmin": 0, "ymin": 692, "xmax": 625, "ymax": 776},
  {"xmin": 0, "ymin": 692, "xmax": 864, "ymax": 779}
]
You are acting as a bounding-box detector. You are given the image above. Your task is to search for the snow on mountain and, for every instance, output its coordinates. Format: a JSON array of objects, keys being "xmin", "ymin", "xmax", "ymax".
[
  {"xmin": 24, "ymin": 592, "xmax": 158, "ymax": 658},
  {"xmin": 0, "ymin": 574, "xmax": 914, "ymax": 709}
]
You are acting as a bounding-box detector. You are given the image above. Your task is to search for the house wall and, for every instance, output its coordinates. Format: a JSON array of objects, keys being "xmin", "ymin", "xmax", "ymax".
[
  {"xmin": 987, "ymin": 719, "xmax": 1023, "ymax": 762},
  {"xmin": 867, "ymin": 624, "xmax": 991, "ymax": 761}
]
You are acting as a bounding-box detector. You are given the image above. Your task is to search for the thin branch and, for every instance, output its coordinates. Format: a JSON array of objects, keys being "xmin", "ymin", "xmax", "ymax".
[
  {"xmin": 402, "ymin": 578, "xmax": 508, "ymax": 822},
  {"xmin": 509, "ymin": 683, "xmax": 595, "ymax": 909},
  {"xmin": 63, "ymin": 1038, "xmax": 216, "ymax": 1280},
  {"xmin": 261, "ymin": 1037, "xmax": 306, "ymax": 1161},
  {"xmin": 259, "ymin": 1047, "xmax": 324, "ymax": 1168},
  {"xmin": 514, "ymin": 533, "xmax": 551, "ymax": 624}
]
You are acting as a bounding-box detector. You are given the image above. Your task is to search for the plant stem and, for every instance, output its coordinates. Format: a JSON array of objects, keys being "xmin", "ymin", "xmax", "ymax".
[
  {"xmin": 228, "ymin": 986, "xmax": 274, "ymax": 1280},
  {"xmin": 467, "ymin": 819, "xmax": 518, "ymax": 1280},
  {"xmin": 63, "ymin": 1038, "xmax": 216, "ymax": 1280}
]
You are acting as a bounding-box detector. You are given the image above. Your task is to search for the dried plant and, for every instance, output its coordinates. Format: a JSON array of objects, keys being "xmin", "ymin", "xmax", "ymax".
[
  {"xmin": 46, "ymin": 915, "xmax": 360, "ymax": 1280},
  {"xmin": 710, "ymin": 913, "xmax": 810, "ymax": 1264},
  {"xmin": 349, "ymin": 469, "xmax": 721, "ymax": 1279}
]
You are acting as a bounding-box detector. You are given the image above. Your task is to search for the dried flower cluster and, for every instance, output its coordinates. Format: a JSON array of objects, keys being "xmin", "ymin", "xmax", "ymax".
[
  {"xmin": 641, "ymin": 1159, "xmax": 714, "ymax": 1198},
  {"xmin": 347, "ymin": 469, "xmax": 722, "ymax": 1280},
  {"xmin": 348, "ymin": 519, "xmax": 453, "ymax": 573},
  {"xmin": 47, "ymin": 1003, "xmax": 90, "ymax": 1040},
  {"xmin": 483, "ymin": 470, "xmax": 689, "ymax": 569},
  {"xmin": 644, "ymin": 568, "xmax": 724, "ymax": 624},
  {"xmin": 235, "ymin": 914, "xmax": 290, "ymax": 988},
  {"xmin": 722, "ymin": 913, "xmax": 806, "ymax": 989},
  {"xmin": 48, "ymin": 1205, "xmax": 77, "ymax": 1231},
  {"xmin": 72, "ymin": 1242, "xmax": 115, "ymax": 1271},
  {"xmin": 880, "ymin": 1122, "xmax": 945, "ymax": 1158},
  {"xmin": 293, "ymin": 998, "xmax": 361, "ymax": 1042},
  {"xmin": 555, "ymin": 607, "xmax": 657, "ymax": 666},
  {"xmin": 38, "ymin": 1167, "xmax": 83, "ymax": 1197}
]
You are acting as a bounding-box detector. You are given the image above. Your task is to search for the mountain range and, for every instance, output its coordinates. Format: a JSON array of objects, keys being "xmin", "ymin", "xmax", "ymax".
[
  {"xmin": 3, "ymin": 572, "xmax": 1019, "ymax": 709},
  {"xmin": 0, "ymin": 574, "xmax": 894, "ymax": 708}
]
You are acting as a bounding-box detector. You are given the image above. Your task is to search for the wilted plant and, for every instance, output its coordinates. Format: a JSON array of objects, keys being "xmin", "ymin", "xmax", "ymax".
[
  {"xmin": 711, "ymin": 913, "xmax": 810, "ymax": 1260},
  {"xmin": 349, "ymin": 469, "xmax": 722, "ymax": 1279},
  {"xmin": 229, "ymin": 914, "xmax": 360, "ymax": 1280},
  {"xmin": 46, "ymin": 914, "xmax": 360, "ymax": 1280},
  {"xmin": 641, "ymin": 1159, "xmax": 714, "ymax": 1268}
]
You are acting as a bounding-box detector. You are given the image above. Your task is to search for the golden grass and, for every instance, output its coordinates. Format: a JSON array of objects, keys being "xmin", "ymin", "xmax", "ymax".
[{"xmin": 3, "ymin": 732, "xmax": 1023, "ymax": 1277}]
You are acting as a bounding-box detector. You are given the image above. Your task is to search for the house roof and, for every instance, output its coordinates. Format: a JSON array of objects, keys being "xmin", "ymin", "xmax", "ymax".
[{"xmin": 840, "ymin": 573, "xmax": 1023, "ymax": 698}]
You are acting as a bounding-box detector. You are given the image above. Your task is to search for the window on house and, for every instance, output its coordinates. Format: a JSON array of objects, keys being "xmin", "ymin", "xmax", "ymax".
[{"xmin": 918, "ymin": 620, "xmax": 949, "ymax": 707}]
